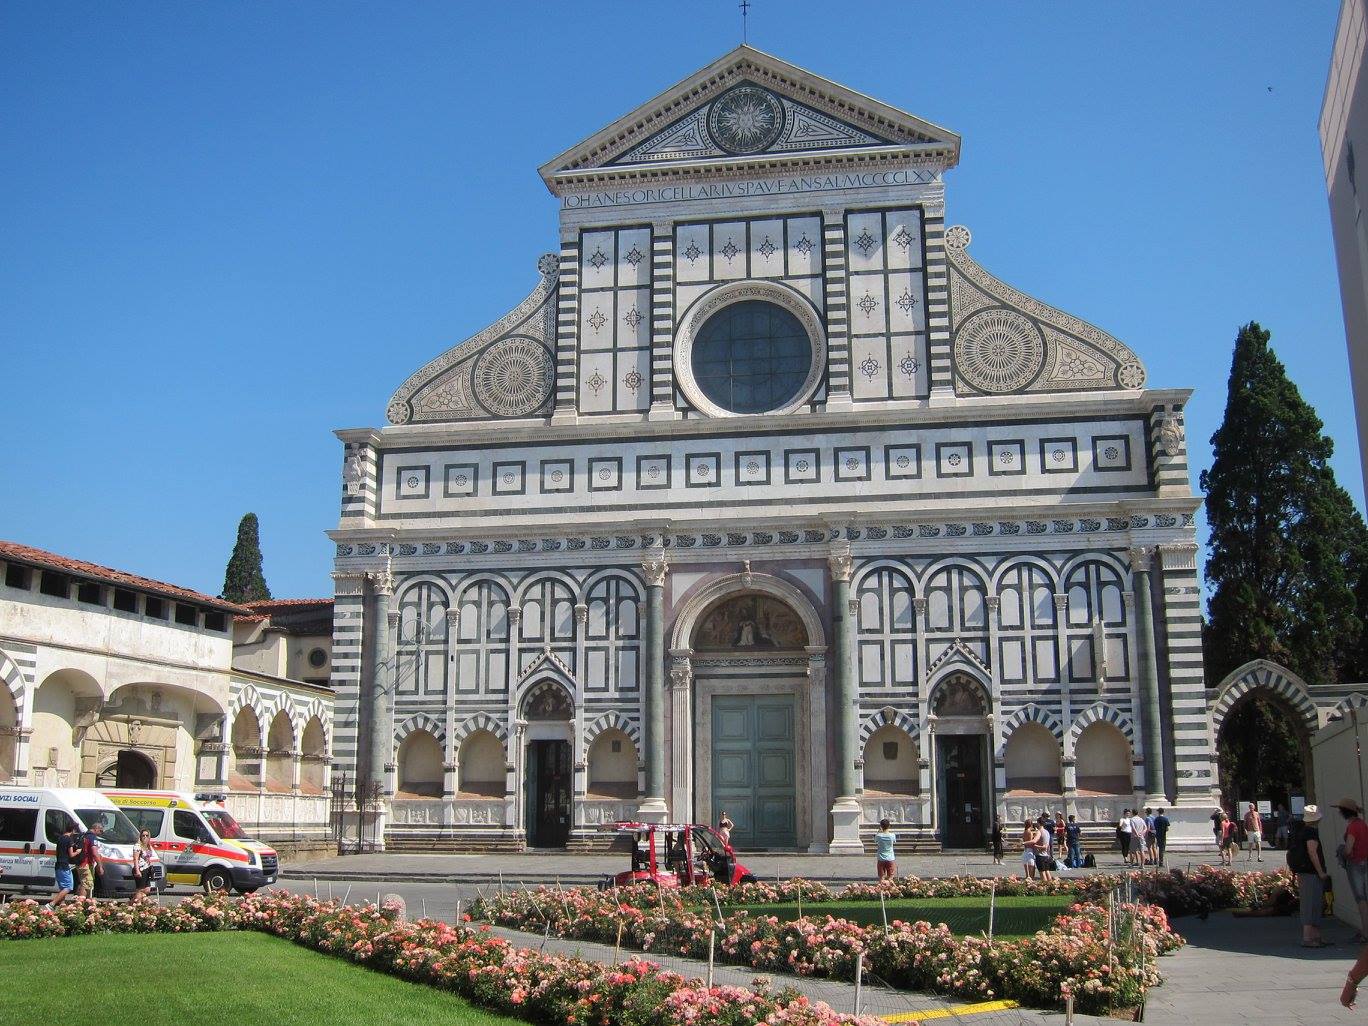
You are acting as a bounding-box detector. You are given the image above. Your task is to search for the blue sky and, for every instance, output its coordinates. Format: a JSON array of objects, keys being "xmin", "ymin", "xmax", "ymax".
[{"xmin": 0, "ymin": 2, "xmax": 1354, "ymax": 599}]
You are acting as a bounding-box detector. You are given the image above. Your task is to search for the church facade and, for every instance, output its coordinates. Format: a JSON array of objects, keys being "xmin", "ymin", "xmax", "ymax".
[{"xmin": 330, "ymin": 47, "xmax": 1218, "ymax": 851}]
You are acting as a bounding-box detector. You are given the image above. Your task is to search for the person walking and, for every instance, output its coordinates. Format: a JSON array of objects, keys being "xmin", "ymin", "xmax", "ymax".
[
  {"xmin": 1153, "ymin": 807, "xmax": 1171, "ymax": 867},
  {"xmin": 75, "ymin": 819, "xmax": 105, "ymax": 899},
  {"xmin": 1339, "ymin": 798, "xmax": 1368, "ymax": 942},
  {"xmin": 874, "ymin": 818, "xmax": 897, "ymax": 880},
  {"xmin": 131, "ymin": 829, "xmax": 160, "ymax": 903},
  {"xmin": 1288, "ymin": 804, "xmax": 1332, "ymax": 947},
  {"xmin": 1221, "ymin": 812, "xmax": 1243, "ymax": 866},
  {"xmin": 1244, "ymin": 802, "xmax": 1264, "ymax": 862},
  {"xmin": 1276, "ymin": 804, "xmax": 1291, "ymax": 849},
  {"xmin": 1144, "ymin": 808, "xmax": 1159, "ymax": 864},
  {"xmin": 48, "ymin": 820, "xmax": 81, "ymax": 906},
  {"xmin": 1119, "ymin": 809, "xmax": 1134, "ymax": 865},
  {"xmin": 1066, "ymin": 815, "xmax": 1082, "ymax": 869},
  {"xmin": 1128, "ymin": 808, "xmax": 1149, "ymax": 868},
  {"xmin": 1053, "ymin": 812, "xmax": 1067, "ymax": 861},
  {"xmin": 1020, "ymin": 820, "xmax": 1039, "ymax": 879},
  {"xmin": 991, "ymin": 818, "xmax": 1004, "ymax": 865},
  {"xmin": 1342, "ymin": 940, "xmax": 1368, "ymax": 1007}
]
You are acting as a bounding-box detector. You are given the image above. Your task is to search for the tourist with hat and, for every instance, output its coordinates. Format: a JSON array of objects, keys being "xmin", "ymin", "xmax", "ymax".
[
  {"xmin": 1339, "ymin": 797, "xmax": 1368, "ymax": 941},
  {"xmin": 1287, "ymin": 804, "xmax": 1331, "ymax": 948}
]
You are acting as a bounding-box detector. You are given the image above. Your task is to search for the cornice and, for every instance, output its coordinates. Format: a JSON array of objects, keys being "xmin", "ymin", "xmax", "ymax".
[
  {"xmin": 329, "ymin": 500, "xmax": 1200, "ymax": 568},
  {"xmin": 340, "ymin": 387, "xmax": 1194, "ymax": 452}
]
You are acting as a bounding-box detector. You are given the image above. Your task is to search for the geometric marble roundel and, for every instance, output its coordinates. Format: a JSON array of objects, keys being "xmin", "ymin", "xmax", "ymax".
[
  {"xmin": 473, "ymin": 337, "xmax": 554, "ymax": 417},
  {"xmin": 707, "ymin": 85, "xmax": 786, "ymax": 155},
  {"xmin": 952, "ymin": 307, "xmax": 1046, "ymax": 393}
]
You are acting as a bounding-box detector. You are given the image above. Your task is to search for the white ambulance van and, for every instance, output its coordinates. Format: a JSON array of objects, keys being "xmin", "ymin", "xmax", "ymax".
[
  {"xmin": 0, "ymin": 787, "xmax": 138, "ymax": 897},
  {"xmin": 101, "ymin": 790, "xmax": 278, "ymax": 893}
]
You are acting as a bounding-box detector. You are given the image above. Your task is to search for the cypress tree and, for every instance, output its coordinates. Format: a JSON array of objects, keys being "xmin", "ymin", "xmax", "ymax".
[
  {"xmin": 221, "ymin": 512, "xmax": 272, "ymax": 603},
  {"xmin": 1201, "ymin": 322, "xmax": 1367, "ymax": 687}
]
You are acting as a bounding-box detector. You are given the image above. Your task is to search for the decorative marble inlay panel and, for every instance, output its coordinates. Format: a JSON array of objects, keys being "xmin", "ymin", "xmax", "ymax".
[
  {"xmin": 846, "ymin": 208, "xmax": 928, "ymax": 402},
  {"xmin": 578, "ymin": 225, "xmax": 653, "ymax": 415}
]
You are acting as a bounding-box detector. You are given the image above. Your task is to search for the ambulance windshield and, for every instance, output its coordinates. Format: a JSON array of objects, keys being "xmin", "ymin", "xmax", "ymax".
[
  {"xmin": 75, "ymin": 808, "xmax": 138, "ymax": 846},
  {"xmin": 202, "ymin": 809, "xmax": 249, "ymax": 840}
]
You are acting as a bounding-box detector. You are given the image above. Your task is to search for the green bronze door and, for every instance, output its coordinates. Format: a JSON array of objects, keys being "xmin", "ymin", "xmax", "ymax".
[{"xmin": 710, "ymin": 695, "xmax": 796, "ymax": 848}]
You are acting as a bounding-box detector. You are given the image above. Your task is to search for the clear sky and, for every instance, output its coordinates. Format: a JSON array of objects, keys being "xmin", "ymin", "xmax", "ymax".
[{"xmin": 0, "ymin": 2, "xmax": 1355, "ymax": 599}]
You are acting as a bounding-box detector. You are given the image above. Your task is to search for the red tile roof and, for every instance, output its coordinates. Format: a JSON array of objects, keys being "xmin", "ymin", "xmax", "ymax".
[
  {"xmin": 0, "ymin": 540, "xmax": 253, "ymax": 616},
  {"xmin": 243, "ymin": 598, "xmax": 334, "ymax": 610}
]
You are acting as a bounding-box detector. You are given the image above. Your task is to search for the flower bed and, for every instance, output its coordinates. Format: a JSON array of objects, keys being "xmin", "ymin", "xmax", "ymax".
[
  {"xmin": 617, "ymin": 865, "xmax": 1295, "ymax": 919},
  {"xmin": 0, "ymin": 894, "xmax": 879, "ymax": 1026},
  {"xmin": 469, "ymin": 885, "xmax": 1181, "ymax": 1014}
]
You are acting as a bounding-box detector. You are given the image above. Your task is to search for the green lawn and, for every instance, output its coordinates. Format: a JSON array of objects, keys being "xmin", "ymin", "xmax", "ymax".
[
  {"xmin": 736, "ymin": 895, "xmax": 1075, "ymax": 937},
  {"xmin": 0, "ymin": 931, "xmax": 521, "ymax": 1026}
]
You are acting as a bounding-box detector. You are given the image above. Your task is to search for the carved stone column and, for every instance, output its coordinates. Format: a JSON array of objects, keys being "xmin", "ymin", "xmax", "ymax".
[
  {"xmin": 805, "ymin": 646, "xmax": 829, "ymax": 852},
  {"xmin": 828, "ymin": 545, "xmax": 863, "ymax": 853},
  {"xmin": 1129, "ymin": 547, "xmax": 1167, "ymax": 803},
  {"xmin": 668, "ymin": 652, "xmax": 693, "ymax": 820},
  {"xmin": 366, "ymin": 568, "xmax": 395, "ymax": 799},
  {"xmin": 443, "ymin": 608, "xmax": 460, "ymax": 799},
  {"xmin": 638, "ymin": 550, "xmax": 669, "ymax": 821}
]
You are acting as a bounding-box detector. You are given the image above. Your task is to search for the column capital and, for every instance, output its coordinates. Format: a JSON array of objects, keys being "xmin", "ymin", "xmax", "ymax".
[
  {"xmin": 913, "ymin": 596, "xmax": 928, "ymax": 614},
  {"xmin": 367, "ymin": 568, "xmax": 395, "ymax": 596},
  {"xmin": 985, "ymin": 595, "xmax": 1000, "ymax": 611},
  {"xmin": 828, "ymin": 545, "xmax": 853, "ymax": 583},
  {"xmin": 642, "ymin": 550, "xmax": 669, "ymax": 587},
  {"xmin": 669, "ymin": 655, "xmax": 692, "ymax": 690},
  {"xmin": 445, "ymin": 608, "xmax": 460, "ymax": 628},
  {"xmin": 1127, "ymin": 546, "xmax": 1155, "ymax": 573},
  {"xmin": 1158, "ymin": 542, "xmax": 1199, "ymax": 571},
  {"xmin": 1053, "ymin": 593, "xmax": 1069, "ymax": 610},
  {"xmin": 386, "ymin": 611, "xmax": 400, "ymax": 629},
  {"xmin": 507, "ymin": 607, "xmax": 523, "ymax": 627},
  {"xmin": 574, "ymin": 602, "xmax": 588, "ymax": 626}
]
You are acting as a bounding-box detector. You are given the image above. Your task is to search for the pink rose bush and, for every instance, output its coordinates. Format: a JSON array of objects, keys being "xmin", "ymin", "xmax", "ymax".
[
  {"xmin": 0, "ymin": 892, "xmax": 880, "ymax": 1026},
  {"xmin": 471, "ymin": 885, "xmax": 1185, "ymax": 1014}
]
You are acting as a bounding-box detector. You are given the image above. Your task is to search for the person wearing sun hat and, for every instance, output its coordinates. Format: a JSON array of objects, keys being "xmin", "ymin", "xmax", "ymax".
[
  {"xmin": 1338, "ymin": 797, "xmax": 1368, "ymax": 941},
  {"xmin": 1288, "ymin": 803, "xmax": 1332, "ymax": 948}
]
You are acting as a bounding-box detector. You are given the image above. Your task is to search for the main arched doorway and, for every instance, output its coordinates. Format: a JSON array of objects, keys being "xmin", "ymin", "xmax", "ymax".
[
  {"xmin": 689, "ymin": 590, "xmax": 809, "ymax": 850},
  {"xmin": 1211, "ymin": 661, "xmax": 1319, "ymax": 813},
  {"xmin": 96, "ymin": 749, "xmax": 157, "ymax": 789}
]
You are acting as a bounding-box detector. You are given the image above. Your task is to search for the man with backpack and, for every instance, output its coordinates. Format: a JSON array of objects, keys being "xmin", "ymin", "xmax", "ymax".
[
  {"xmin": 48, "ymin": 820, "xmax": 82, "ymax": 906},
  {"xmin": 1287, "ymin": 804, "xmax": 1332, "ymax": 948}
]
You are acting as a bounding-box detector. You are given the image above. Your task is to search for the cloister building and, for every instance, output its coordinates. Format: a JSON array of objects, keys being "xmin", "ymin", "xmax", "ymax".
[
  {"xmin": 328, "ymin": 47, "xmax": 1324, "ymax": 852},
  {"xmin": 0, "ymin": 540, "xmax": 334, "ymax": 853}
]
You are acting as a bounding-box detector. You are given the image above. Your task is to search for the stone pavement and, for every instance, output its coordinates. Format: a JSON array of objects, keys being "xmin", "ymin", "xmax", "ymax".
[{"xmin": 283, "ymin": 848, "xmax": 1229, "ymax": 884}]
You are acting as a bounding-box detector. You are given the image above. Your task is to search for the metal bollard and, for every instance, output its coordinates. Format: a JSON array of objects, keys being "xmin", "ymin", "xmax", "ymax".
[
  {"xmin": 853, "ymin": 950, "xmax": 864, "ymax": 1016},
  {"xmin": 708, "ymin": 927, "xmax": 716, "ymax": 988}
]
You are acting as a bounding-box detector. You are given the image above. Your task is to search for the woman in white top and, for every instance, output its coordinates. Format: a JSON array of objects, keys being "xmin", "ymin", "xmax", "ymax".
[
  {"xmin": 131, "ymin": 828, "xmax": 161, "ymax": 903},
  {"xmin": 717, "ymin": 813, "xmax": 733, "ymax": 846},
  {"xmin": 1020, "ymin": 820, "xmax": 1039, "ymax": 879}
]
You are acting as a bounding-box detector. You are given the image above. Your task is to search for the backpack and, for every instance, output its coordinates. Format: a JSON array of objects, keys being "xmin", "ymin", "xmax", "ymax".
[
  {"xmin": 1287, "ymin": 822, "xmax": 1313, "ymax": 874},
  {"xmin": 1083, "ymin": 852, "xmax": 1096, "ymax": 869}
]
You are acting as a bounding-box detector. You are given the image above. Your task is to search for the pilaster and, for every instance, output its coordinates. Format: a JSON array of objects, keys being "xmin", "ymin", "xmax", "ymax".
[
  {"xmin": 828, "ymin": 544, "xmax": 862, "ymax": 853},
  {"xmin": 639, "ymin": 549, "xmax": 669, "ymax": 821},
  {"xmin": 822, "ymin": 210, "xmax": 853, "ymax": 412}
]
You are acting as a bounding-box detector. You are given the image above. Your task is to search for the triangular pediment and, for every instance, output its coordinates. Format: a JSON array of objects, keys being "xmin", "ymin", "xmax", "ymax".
[{"xmin": 539, "ymin": 46, "xmax": 958, "ymax": 189}]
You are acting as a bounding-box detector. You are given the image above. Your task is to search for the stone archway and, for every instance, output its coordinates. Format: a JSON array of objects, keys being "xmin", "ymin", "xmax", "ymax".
[
  {"xmin": 672, "ymin": 576, "xmax": 822, "ymax": 851},
  {"xmin": 1211, "ymin": 660, "xmax": 1320, "ymax": 810},
  {"xmin": 96, "ymin": 749, "xmax": 157, "ymax": 789}
]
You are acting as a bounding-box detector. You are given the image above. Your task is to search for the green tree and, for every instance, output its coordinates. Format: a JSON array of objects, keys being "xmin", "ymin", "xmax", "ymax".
[
  {"xmin": 1202, "ymin": 321, "xmax": 1368, "ymax": 687},
  {"xmin": 221, "ymin": 512, "xmax": 271, "ymax": 603}
]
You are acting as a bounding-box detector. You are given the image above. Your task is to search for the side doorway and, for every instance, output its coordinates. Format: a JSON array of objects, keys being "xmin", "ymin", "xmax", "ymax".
[
  {"xmin": 527, "ymin": 740, "xmax": 571, "ymax": 848},
  {"xmin": 937, "ymin": 734, "xmax": 987, "ymax": 848}
]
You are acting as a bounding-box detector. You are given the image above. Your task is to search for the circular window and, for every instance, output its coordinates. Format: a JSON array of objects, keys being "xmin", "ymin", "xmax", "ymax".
[
  {"xmin": 674, "ymin": 281, "xmax": 825, "ymax": 418},
  {"xmin": 691, "ymin": 301, "xmax": 810, "ymax": 414},
  {"xmin": 307, "ymin": 648, "xmax": 327, "ymax": 669}
]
